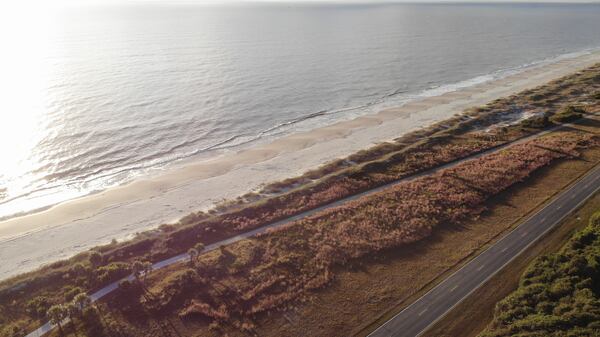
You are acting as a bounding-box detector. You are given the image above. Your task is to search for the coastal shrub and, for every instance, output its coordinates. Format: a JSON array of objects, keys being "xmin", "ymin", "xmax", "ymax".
[
  {"xmin": 33, "ymin": 63, "xmax": 597, "ymax": 282},
  {"xmin": 26, "ymin": 295, "xmax": 50, "ymax": 319},
  {"xmin": 95, "ymin": 262, "xmax": 130, "ymax": 285},
  {"xmin": 550, "ymin": 105, "xmax": 586, "ymax": 123},
  {"xmin": 145, "ymin": 268, "xmax": 204, "ymax": 313},
  {"xmin": 168, "ymin": 133, "xmax": 597, "ymax": 324},
  {"xmin": 529, "ymin": 92, "xmax": 552, "ymax": 101},
  {"xmin": 180, "ymin": 301, "xmax": 230, "ymax": 321},
  {"xmin": 82, "ymin": 306, "xmax": 105, "ymax": 337},
  {"xmin": 163, "ymin": 133, "xmax": 505, "ymax": 255},
  {"xmin": 103, "ymin": 238, "xmax": 156, "ymax": 263},
  {"xmin": 480, "ymin": 210, "xmax": 600, "ymax": 337},
  {"xmin": 89, "ymin": 251, "xmax": 103, "ymax": 268},
  {"xmin": 520, "ymin": 115, "xmax": 550, "ymax": 129},
  {"xmin": 4, "ymin": 63, "xmax": 600, "ymax": 330},
  {"xmin": 0, "ymin": 320, "xmax": 27, "ymax": 337},
  {"xmin": 63, "ymin": 286, "xmax": 85, "ymax": 302},
  {"xmin": 69, "ymin": 262, "xmax": 90, "ymax": 278}
]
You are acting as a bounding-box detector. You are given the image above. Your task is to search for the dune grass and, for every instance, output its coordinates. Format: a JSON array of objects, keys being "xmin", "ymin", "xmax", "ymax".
[{"xmin": 2, "ymin": 64, "xmax": 600, "ymax": 336}]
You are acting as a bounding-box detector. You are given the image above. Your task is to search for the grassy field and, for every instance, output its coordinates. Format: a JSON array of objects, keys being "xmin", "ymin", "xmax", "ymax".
[{"xmin": 2, "ymin": 65, "xmax": 600, "ymax": 336}]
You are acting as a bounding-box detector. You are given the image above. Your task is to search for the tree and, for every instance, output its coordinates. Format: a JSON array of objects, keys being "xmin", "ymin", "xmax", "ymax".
[
  {"xmin": 132, "ymin": 260, "xmax": 144, "ymax": 281},
  {"xmin": 81, "ymin": 306, "xmax": 105, "ymax": 337},
  {"xmin": 143, "ymin": 261, "xmax": 153, "ymax": 279},
  {"xmin": 48, "ymin": 304, "xmax": 67, "ymax": 336},
  {"xmin": 3, "ymin": 324, "xmax": 25, "ymax": 337},
  {"xmin": 194, "ymin": 242, "xmax": 205, "ymax": 253},
  {"xmin": 118, "ymin": 279, "xmax": 133, "ymax": 291},
  {"xmin": 64, "ymin": 286, "xmax": 85, "ymax": 302},
  {"xmin": 66, "ymin": 302, "xmax": 81, "ymax": 337},
  {"xmin": 73, "ymin": 293, "xmax": 92, "ymax": 311},
  {"xmin": 89, "ymin": 251, "xmax": 103, "ymax": 268},
  {"xmin": 132, "ymin": 260, "xmax": 153, "ymax": 296},
  {"xmin": 26, "ymin": 296, "xmax": 50, "ymax": 319},
  {"xmin": 188, "ymin": 248, "xmax": 198, "ymax": 266},
  {"xmin": 71, "ymin": 263, "xmax": 87, "ymax": 278},
  {"xmin": 67, "ymin": 302, "xmax": 81, "ymax": 318}
]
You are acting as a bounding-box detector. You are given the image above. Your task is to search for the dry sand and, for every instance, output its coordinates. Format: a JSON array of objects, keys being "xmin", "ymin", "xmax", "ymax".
[{"xmin": 1, "ymin": 51, "xmax": 600, "ymax": 280}]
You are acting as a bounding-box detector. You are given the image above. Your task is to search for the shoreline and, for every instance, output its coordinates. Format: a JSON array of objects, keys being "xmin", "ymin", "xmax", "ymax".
[
  {"xmin": 0, "ymin": 48, "xmax": 595, "ymax": 224},
  {"xmin": 1, "ymin": 51, "xmax": 600, "ymax": 280}
]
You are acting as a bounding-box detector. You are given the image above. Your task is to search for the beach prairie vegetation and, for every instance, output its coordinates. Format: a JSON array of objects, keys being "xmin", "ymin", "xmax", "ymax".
[
  {"xmin": 114, "ymin": 132, "xmax": 597, "ymax": 331},
  {"xmin": 1, "ymin": 63, "xmax": 600, "ymax": 336}
]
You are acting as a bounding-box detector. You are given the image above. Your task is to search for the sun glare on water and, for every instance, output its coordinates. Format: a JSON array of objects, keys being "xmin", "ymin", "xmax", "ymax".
[{"xmin": 0, "ymin": 3, "xmax": 65, "ymax": 214}]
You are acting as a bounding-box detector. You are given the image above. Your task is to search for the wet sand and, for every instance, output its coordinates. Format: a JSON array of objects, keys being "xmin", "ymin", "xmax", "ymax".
[{"xmin": 1, "ymin": 51, "xmax": 600, "ymax": 280}]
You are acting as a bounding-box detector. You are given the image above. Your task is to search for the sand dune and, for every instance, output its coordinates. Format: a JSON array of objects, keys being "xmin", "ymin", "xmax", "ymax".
[{"xmin": 1, "ymin": 51, "xmax": 599, "ymax": 280}]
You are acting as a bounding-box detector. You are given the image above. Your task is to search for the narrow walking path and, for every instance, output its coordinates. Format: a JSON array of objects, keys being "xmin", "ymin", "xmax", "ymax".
[{"xmin": 24, "ymin": 120, "xmax": 587, "ymax": 337}]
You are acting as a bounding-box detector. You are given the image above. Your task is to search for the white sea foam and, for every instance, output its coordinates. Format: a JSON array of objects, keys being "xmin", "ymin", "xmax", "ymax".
[{"xmin": 1, "ymin": 3, "xmax": 600, "ymax": 223}]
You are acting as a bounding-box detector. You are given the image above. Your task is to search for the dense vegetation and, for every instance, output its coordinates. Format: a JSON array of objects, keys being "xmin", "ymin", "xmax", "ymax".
[
  {"xmin": 550, "ymin": 105, "xmax": 586, "ymax": 123},
  {"xmin": 109, "ymin": 132, "xmax": 596, "ymax": 334},
  {"xmin": 1, "ymin": 63, "xmax": 599, "ymax": 336},
  {"xmin": 480, "ymin": 211, "xmax": 600, "ymax": 337}
]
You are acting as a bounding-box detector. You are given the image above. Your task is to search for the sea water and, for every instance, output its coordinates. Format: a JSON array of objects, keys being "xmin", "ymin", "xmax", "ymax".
[{"xmin": 1, "ymin": 2, "xmax": 600, "ymax": 220}]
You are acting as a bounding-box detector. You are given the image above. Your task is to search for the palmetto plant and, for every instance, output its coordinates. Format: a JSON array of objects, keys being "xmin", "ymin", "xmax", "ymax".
[
  {"xmin": 66, "ymin": 302, "xmax": 81, "ymax": 337},
  {"xmin": 188, "ymin": 248, "xmax": 198, "ymax": 266},
  {"xmin": 131, "ymin": 260, "xmax": 154, "ymax": 300},
  {"xmin": 73, "ymin": 293, "xmax": 92, "ymax": 310},
  {"xmin": 132, "ymin": 260, "xmax": 144, "ymax": 281},
  {"xmin": 47, "ymin": 304, "xmax": 67, "ymax": 336}
]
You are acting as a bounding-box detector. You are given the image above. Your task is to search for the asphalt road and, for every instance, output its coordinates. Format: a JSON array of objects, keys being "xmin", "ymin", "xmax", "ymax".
[
  {"xmin": 367, "ymin": 163, "xmax": 600, "ymax": 337},
  {"xmin": 22, "ymin": 122, "xmax": 583, "ymax": 337}
]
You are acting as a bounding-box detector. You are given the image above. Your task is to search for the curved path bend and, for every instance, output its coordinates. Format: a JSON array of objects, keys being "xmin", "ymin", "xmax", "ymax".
[{"xmin": 24, "ymin": 121, "xmax": 586, "ymax": 337}]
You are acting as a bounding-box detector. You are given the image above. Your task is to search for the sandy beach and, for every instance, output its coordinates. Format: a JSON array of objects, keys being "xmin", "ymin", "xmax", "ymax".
[{"xmin": 1, "ymin": 51, "xmax": 600, "ymax": 280}]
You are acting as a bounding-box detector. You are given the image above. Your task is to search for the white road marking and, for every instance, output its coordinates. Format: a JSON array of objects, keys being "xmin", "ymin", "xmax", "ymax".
[
  {"xmin": 477, "ymin": 264, "xmax": 485, "ymax": 271},
  {"xmin": 449, "ymin": 285, "xmax": 459, "ymax": 292},
  {"xmin": 521, "ymin": 231, "xmax": 528, "ymax": 237},
  {"xmin": 556, "ymin": 205, "xmax": 562, "ymax": 210},
  {"xmin": 501, "ymin": 247, "xmax": 508, "ymax": 253},
  {"xmin": 418, "ymin": 308, "xmax": 428, "ymax": 316}
]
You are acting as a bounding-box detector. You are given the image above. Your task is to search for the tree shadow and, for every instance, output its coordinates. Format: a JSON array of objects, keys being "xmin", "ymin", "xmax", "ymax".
[{"xmin": 568, "ymin": 116, "xmax": 600, "ymax": 130}]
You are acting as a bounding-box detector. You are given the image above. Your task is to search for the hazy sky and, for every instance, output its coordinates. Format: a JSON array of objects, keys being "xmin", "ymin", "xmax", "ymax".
[
  {"xmin": 4, "ymin": 0, "xmax": 600, "ymax": 15},
  {"xmin": 110, "ymin": 0, "xmax": 600, "ymax": 2},
  {"xmin": 15, "ymin": 0, "xmax": 600, "ymax": 5}
]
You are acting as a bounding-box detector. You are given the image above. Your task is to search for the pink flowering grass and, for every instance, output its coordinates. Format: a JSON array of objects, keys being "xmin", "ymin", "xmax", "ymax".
[{"xmin": 147, "ymin": 133, "xmax": 597, "ymax": 324}]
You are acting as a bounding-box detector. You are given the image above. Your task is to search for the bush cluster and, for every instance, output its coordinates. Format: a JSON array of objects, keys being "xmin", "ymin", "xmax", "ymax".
[
  {"xmin": 146, "ymin": 133, "xmax": 596, "ymax": 326},
  {"xmin": 3, "ymin": 63, "xmax": 599, "ymax": 335},
  {"xmin": 550, "ymin": 105, "xmax": 586, "ymax": 123},
  {"xmin": 481, "ymin": 211, "xmax": 600, "ymax": 336}
]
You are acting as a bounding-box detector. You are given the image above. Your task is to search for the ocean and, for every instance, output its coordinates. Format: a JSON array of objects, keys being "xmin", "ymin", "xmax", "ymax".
[{"xmin": 1, "ymin": 2, "xmax": 600, "ymax": 221}]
